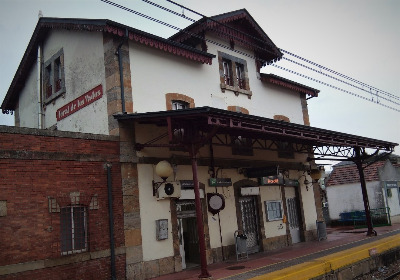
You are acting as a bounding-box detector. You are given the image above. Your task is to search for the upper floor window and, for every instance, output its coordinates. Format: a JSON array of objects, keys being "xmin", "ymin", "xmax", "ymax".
[
  {"xmin": 232, "ymin": 135, "xmax": 253, "ymax": 156},
  {"xmin": 172, "ymin": 100, "xmax": 189, "ymax": 110},
  {"xmin": 222, "ymin": 59, "xmax": 233, "ymax": 86},
  {"xmin": 44, "ymin": 49, "xmax": 65, "ymax": 103},
  {"xmin": 218, "ymin": 52, "xmax": 252, "ymax": 98},
  {"xmin": 235, "ymin": 63, "xmax": 245, "ymax": 89}
]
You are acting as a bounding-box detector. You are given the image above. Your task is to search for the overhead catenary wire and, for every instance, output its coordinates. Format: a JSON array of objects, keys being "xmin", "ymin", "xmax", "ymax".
[
  {"xmin": 100, "ymin": 0, "xmax": 400, "ymax": 112},
  {"xmin": 271, "ymin": 64, "xmax": 400, "ymax": 112}
]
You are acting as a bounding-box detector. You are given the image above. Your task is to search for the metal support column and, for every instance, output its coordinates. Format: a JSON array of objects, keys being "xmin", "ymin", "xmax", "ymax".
[
  {"xmin": 354, "ymin": 147, "xmax": 376, "ymax": 236},
  {"xmin": 190, "ymin": 143, "xmax": 211, "ymax": 279}
]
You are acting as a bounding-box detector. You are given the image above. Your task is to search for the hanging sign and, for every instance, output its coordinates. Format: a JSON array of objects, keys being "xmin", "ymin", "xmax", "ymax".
[
  {"xmin": 245, "ymin": 166, "xmax": 278, "ymax": 178},
  {"xmin": 259, "ymin": 175, "xmax": 284, "ymax": 186},
  {"xmin": 208, "ymin": 178, "xmax": 232, "ymax": 187},
  {"xmin": 284, "ymin": 178, "xmax": 300, "ymax": 187}
]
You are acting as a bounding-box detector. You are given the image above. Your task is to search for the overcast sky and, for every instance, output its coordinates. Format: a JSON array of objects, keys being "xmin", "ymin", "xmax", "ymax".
[{"xmin": 1, "ymin": 0, "xmax": 399, "ymax": 163}]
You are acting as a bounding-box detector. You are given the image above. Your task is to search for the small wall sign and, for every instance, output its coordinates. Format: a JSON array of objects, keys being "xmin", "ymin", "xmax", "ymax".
[
  {"xmin": 56, "ymin": 84, "xmax": 103, "ymax": 121},
  {"xmin": 208, "ymin": 178, "xmax": 232, "ymax": 187},
  {"xmin": 259, "ymin": 175, "xmax": 284, "ymax": 186}
]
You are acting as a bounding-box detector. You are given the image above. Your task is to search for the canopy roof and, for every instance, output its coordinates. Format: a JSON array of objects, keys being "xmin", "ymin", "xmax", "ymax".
[{"xmin": 115, "ymin": 107, "xmax": 397, "ymax": 158}]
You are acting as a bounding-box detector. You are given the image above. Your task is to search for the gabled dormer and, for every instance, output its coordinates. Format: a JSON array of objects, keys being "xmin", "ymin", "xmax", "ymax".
[{"xmin": 170, "ymin": 9, "xmax": 282, "ymax": 68}]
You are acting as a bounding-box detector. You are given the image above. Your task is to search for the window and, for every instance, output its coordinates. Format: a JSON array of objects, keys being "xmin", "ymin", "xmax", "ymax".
[
  {"xmin": 222, "ymin": 59, "xmax": 233, "ymax": 86},
  {"xmin": 218, "ymin": 52, "xmax": 252, "ymax": 97},
  {"xmin": 232, "ymin": 135, "xmax": 253, "ymax": 156},
  {"xmin": 265, "ymin": 201, "xmax": 283, "ymax": 221},
  {"xmin": 172, "ymin": 100, "xmax": 189, "ymax": 110},
  {"xmin": 235, "ymin": 63, "xmax": 245, "ymax": 89},
  {"xmin": 44, "ymin": 49, "xmax": 65, "ymax": 102},
  {"xmin": 277, "ymin": 141, "xmax": 294, "ymax": 159},
  {"xmin": 60, "ymin": 206, "xmax": 87, "ymax": 255}
]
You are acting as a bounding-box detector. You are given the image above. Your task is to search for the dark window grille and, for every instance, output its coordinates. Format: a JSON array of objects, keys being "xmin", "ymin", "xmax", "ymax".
[
  {"xmin": 236, "ymin": 64, "xmax": 245, "ymax": 89},
  {"xmin": 223, "ymin": 60, "xmax": 233, "ymax": 86},
  {"xmin": 60, "ymin": 206, "xmax": 88, "ymax": 255}
]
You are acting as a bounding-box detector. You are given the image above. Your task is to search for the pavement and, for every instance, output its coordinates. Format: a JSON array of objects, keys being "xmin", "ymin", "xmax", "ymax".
[{"xmin": 150, "ymin": 223, "xmax": 400, "ymax": 280}]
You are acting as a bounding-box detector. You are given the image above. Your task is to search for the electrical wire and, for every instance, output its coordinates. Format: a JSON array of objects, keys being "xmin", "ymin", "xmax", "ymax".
[
  {"xmin": 271, "ymin": 64, "xmax": 400, "ymax": 112},
  {"xmin": 281, "ymin": 49, "xmax": 400, "ymax": 101},
  {"xmin": 100, "ymin": 0, "xmax": 400, "ymax": 112}
]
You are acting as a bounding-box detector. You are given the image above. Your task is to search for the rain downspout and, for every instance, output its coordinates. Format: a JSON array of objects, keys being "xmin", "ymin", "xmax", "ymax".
[
  {"xmin": 106, "ymin": 163, "xmax": 116, "ymax": 279},
  {"xmin": 37, "ymin": 43, "xmax": 43, "ymax": 129},
  {"xmin": 37, "ymin": 11, "xmax": 43, "ymax": 129},
  {"xmin": 116, "ymin": 28, "xmax": 128, "ymax": 114}
]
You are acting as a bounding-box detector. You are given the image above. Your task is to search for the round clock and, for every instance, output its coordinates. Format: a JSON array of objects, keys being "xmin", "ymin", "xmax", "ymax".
[{"xmin": 207, "ymin": 193, "xmax": 225, "ymax": 215}]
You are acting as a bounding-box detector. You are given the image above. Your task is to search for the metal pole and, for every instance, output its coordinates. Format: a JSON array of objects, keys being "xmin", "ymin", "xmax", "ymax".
[
  {"xmin": 354, "ymin": 148, "xmax": 375, "ymax": 236},
  {"xmin": 190, "ymin": 144, "xmax": 211, "ymax": 279}
]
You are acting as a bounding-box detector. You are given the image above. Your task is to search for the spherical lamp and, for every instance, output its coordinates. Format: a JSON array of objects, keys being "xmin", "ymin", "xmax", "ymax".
[{"xmin": 155, "ymin": 160, "xmax": 173, "ymax": 181}]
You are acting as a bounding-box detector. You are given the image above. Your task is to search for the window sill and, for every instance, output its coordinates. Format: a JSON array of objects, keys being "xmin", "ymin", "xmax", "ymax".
[
  {"xmin": 220, "ymin": 83, "xmax": 252, "ymax": 99},
  {"xmin": 44, "ymin": 87, "xmax": 66, "ymax": 106}
]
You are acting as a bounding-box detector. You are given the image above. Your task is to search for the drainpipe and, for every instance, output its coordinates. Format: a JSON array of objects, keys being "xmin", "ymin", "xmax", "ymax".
[
  {"xmin": 116, "ymin": 29, "xmax": 128, "ymax": 114},
  {"xmin": 37, "ymin": 43, "xmax": 43, "ymax": 129},
  {"xmin": 106, "ymin": 163, "xmax": 117, "ymax": 280}
]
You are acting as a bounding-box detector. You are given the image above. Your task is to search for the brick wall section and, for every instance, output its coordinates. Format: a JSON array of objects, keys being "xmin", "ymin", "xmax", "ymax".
[{"xmin": 0, "ymin": 126, "xmax": 125, "ymax": 279}]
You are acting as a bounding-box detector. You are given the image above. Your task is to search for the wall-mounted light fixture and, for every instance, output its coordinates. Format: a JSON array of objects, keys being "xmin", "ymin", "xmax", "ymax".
[
  {"xmin": 153, "ymin": 160, "xmax": 174, "ymax": 196},
  {"xmin": 300, "ymin": 168, "xmax": 323, "ymax": 191}
]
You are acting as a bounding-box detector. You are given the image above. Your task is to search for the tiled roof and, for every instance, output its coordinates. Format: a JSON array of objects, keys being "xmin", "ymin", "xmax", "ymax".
[{"xmin": 326, "ymin": 160, "xmax": 400, "ymax": 186}]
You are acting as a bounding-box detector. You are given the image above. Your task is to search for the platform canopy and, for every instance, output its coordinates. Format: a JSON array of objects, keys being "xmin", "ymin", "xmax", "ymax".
[{"xmin": 115, "ymin": 106, "xmax": 397, "ymax": 161}]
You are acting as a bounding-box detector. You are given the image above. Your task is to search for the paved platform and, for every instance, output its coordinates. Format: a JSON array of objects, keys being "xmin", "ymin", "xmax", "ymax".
[{"xmin": 151, "ymin": 223, "xmax": 400, "ymax": 280}]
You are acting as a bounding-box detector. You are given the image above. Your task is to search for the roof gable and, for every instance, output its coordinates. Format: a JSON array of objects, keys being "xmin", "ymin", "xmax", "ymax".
[
  {"xmin": 169, "ymin": 9, "xmax": 282, "ymax": 65},
  {"xmin": 1, "ymin": 17, "xmax": 215, "ymax": 113}
]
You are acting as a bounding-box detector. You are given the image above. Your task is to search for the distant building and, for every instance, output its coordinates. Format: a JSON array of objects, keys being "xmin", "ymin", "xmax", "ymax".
[{"xmin": 326, "ymin": 156, "xmax": 400, "ymax": 224}]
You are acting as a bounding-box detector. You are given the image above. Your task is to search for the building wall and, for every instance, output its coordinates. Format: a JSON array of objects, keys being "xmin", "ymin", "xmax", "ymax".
[
  {"xmin": 16, "ymin": 30, "xmax": 108, "ymax": 134},
  {"xmin": 128, "ymin": 35, "xmax": 305, "ymax": 124},
  {"xmin": 326, "ymin": 181, "xmax": 383, "ymax": 220},
  {"xmin": 0, "ymin": 126, "xmax": 125, "ymax": 279},
  {"xmin": 15, "ymin": 62, "xmax": 39, "ymax": 128}
]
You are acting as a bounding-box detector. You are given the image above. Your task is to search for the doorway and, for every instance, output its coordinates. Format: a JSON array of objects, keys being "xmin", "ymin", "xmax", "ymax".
[
  {"xmin": 177, "ymin": 201, "xmax": 200, "ymax": 269},
  {"xmin": 239, "ymin": 196, "xmax": 260, "ymax": 253},
  {"xmin": 285, "ymin": 187, "xmax": 301, "ymax": 244}
]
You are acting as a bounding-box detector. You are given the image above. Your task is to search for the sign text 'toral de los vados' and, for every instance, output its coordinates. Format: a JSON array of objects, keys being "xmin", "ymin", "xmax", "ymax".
[{"xmin": 56, "ymin": 84, "xmax": 103, "ymax": 121}]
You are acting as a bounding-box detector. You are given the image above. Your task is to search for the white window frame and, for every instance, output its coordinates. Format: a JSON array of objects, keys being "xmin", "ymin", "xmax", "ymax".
[
  {"xmin": 172, "ymin": 100, "xmax": 189, "ymax": 110},
  {"xmin": 265, "ymin": 200, "xmax": 283, "ymax": 221},
  {"xmin": 60, "ymin": 205, "xmax": 88, "ymax": 255}
]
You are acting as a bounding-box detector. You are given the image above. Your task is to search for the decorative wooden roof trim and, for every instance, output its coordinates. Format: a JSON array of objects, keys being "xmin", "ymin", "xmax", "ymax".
[
  {"xmin": 261, "ymin": 73, "xmax": 319, "ymax": 97},
  {"xmin": 105, "ymin": 25, "xmax": 213, "ymax": 65}
]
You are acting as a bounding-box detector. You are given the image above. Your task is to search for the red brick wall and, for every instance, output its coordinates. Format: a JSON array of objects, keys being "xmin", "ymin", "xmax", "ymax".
[{"xmin": 0, "ymin": 127, "xmax": 125, "ymax": 279}]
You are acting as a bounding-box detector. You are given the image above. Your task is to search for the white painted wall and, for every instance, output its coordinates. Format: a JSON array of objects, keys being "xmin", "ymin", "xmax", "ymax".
[
  {"xmin": 326, "ymin": 181, "xmax": 383, "ymax": 220},
  {"xmin": 17, "ymin": 65, "xmax": 39, "ymax": 128},
  {"xmin": 128, "ymin": 34, "xmax": 305, "ymax": 125},
  {"xmin": 260, "ymin": 185, "xmax": 286, "ymax": 238},
  {"xmin": 138, "ymin": 164, "xmax": 174, "ymax": 261},
  {"xmin": 25, "ymin": 30, "xmax": 108, "ymax": 134},
  {"xmin": 383, "ymin": 186, "xmax": 400, "ymax": 216}
]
